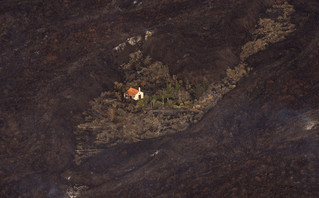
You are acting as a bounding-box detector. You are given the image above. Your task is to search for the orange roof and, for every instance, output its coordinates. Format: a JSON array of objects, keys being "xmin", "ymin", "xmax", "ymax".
[{"xmin": 125, "ymin": 88, "xmax": 139, "ymax": 97}]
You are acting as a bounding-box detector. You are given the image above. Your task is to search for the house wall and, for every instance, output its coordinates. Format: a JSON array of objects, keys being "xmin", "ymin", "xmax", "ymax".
[
  {"xmin": 133, "ymin": 92, "xmax": 144, "ymax": 100},
  {"xmin": 124, "ymin": 91, "xmax": 144, "ymax": 100}
]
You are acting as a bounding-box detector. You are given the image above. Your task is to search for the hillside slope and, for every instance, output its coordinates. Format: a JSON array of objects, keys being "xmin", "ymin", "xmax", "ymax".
[{"xmin": 0, "ymin": 0, "xmax": 318, "ymax": 197}]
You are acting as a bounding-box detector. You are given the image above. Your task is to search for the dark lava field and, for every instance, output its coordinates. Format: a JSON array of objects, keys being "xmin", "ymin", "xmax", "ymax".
[{"xmin": 1, "ymin": 0, "xmax": 319, "ymax": 197}]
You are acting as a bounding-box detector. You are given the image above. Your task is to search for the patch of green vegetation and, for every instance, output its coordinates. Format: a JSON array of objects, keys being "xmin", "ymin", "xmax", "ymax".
[
  {"xmin": 136, "ymin": 97, "xmax": 150, "ymax": 107},
  {"xmin": 166, "ymin": 98, "xmax": 174, "ymax": 107},
  {"xmin": 150, "ymin": 95, "xmax": 161, "ymax": 108},
  {"xmin": 116, "ymin": 76, "xmax": 209, "ymax": 110},
  {"xmin": 153, "ymin": 100, "xmax": 163, "ymax": 109},
  {"xmin": 175, "ymin": 80, "xmax": 181, "ymax": 92},
  {"xmin": 137, "ymin": 77, "xmax": 209, "ymax": 109},
  {"xmin": 165, "ymin": 83, "xmax": 173, "ymax": 98},
  {"xmin": 191, "ymin": 77, "xmax": 209, "ymax": 100}
]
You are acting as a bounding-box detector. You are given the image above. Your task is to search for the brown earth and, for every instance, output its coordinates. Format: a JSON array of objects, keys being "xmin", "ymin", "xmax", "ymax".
[{"xmin": 0, "ymin": 0, "xmax": 318, "ymax": 197}]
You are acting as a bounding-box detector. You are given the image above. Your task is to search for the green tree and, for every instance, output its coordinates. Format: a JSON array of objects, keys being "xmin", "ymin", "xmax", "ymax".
[
  {"xmin": 175, "ymin": 80, "xmax": 181, "ymax": 92},
  {"xmin": 202, "ymin": 77, "xmax": 209, "ymax": 91},
  {"xmin": 151, "ymin": 95, "xmax": 158, "ymax": 107},
  {"xmin": 192, "ymin": 77, "xmax": 209, "ymax": 100},
  {"xmin": 166, "ymin": 83, "xmax": 173, "ymax": 95},
  {"xmin": 136, "ymin": 97, "xmax": 149, "ymax": 108}
]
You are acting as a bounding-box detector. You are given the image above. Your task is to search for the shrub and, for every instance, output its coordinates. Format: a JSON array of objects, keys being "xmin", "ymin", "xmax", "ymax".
[
  {"xmin": 166, "ymin": 98, "xmax": 174, "ymax": 107},
  {"xmin": 202, "ymin": 77, "xmax": 209, "ymax": 90},
  {"xmin": 166, "ymin": 83, "xmax": 173, "ymax": 96},
  {"xmin": 136, "ymin": 97, "xmax": 150, "ymax": 107},
  {"xmin": 175, "ymin": 80, "xmax": 181, "ymax": 92},
  {"xmin": 192, "ymin": 77, "xmax": 209, "ymax": 100},
  {"xmin": 153, "ymin": 101, "xmax": 163, "ymax": 108}
]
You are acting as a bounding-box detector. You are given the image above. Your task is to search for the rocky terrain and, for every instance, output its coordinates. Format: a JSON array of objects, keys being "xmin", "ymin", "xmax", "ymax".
[
  {"xmin": 74, "ymin": 1, "xmax": 298, "ymax": 163},
  {"xmin": 0, "ymin": 0, "xmax": 318, "ymax": 197}
]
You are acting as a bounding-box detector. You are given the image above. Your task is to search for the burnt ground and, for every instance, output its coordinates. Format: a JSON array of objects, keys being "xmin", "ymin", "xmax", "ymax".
[{"xmin": 0, "ymin": 0, "xmax": 319, "ymax": 197}]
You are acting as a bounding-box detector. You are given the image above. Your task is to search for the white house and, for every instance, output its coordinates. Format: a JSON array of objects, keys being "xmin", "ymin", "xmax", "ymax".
[{"xmin": 124, "ymin": 87, "xmax": 144, "ymax": 100}]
